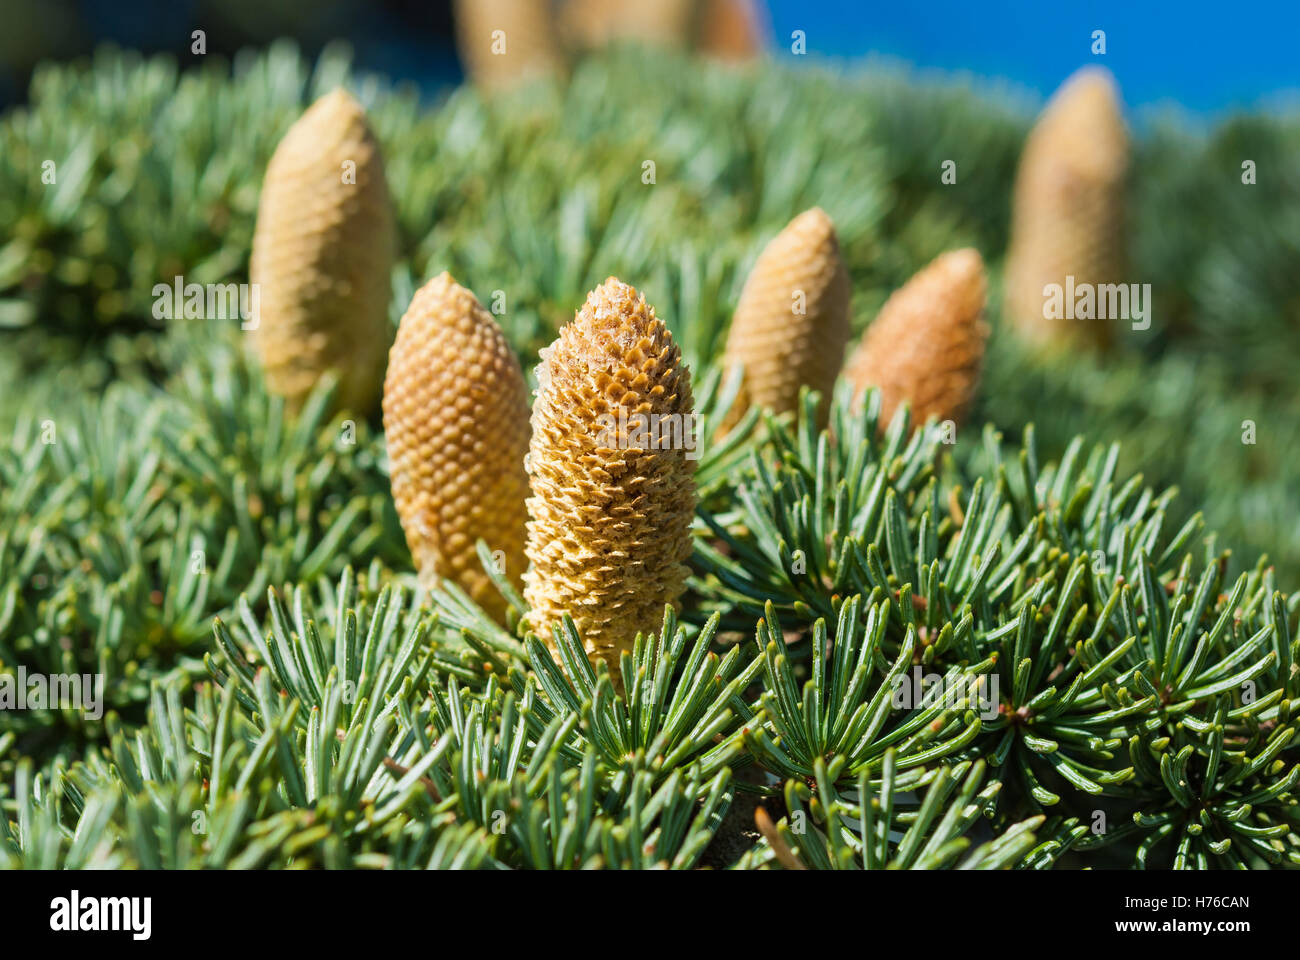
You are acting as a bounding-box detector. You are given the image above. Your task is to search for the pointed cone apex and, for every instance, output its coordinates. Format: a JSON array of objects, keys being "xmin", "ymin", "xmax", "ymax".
[
  {"xmin": 845, "ymin": 248, "xmax": 989, "ymax": 432},
  {"xmin": 455, "ymin": 0, "xmax": 563, "ymax": 91},
  {"xmin": 721, "ymin": 207, "xmax": 851, "ymax": 430},
  {"xmin": 524, "ymin": 278, "xmax": 697, "ymax": 688},
  {"xmin": 383, "ymin": 273, "xmax": 531, "ymax": 622},
  {"xmin": 250, "ymin": 88, "xmax": 395, "ymax": 415},
  {"xmin": 1004, "ymin": 66, "xmax": 1128, "ymax": 353}
]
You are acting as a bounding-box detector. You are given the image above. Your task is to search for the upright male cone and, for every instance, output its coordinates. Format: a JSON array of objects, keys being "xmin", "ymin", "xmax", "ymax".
[
  {"xmin": 251, "ymin": 89, "xmax": 395, "ymax": 415},
  {"xmin": 383, "ymin": 274, "xmax": 531, "ymax": 622},
  {"xmin": 561, "ymin": 0, "xmax": 764, "ymax": 58},
  {"xmin": 721, "ymin": 207, "xmax": 851, "ymax": 430},
  {"xmin": 698, "ymin": 0, "xmax": 767, "ymax": 60},
  {"xmin": 524, "ymin": 278, "xmax": 696, "ymax": 687},
  {"xmin": 455, "ymin": 0, "xmax": 563, "ymax": 91},
  {"xmin": 561, "ymin": 0, "xmax": 696, "ymax": 51},
  {"xmin": 845, "ymin": 248, "xmax": 989, "ymax": 432},
  {"xmin": 1004, "ymin": 66, "xmax": 1127, "ymax": 352}
]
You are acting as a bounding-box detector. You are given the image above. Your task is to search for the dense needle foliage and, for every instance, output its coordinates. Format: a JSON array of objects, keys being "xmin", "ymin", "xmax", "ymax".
[{"xmin": 1, "ymin": 44, "xmax": 1297, "ymax": 869}]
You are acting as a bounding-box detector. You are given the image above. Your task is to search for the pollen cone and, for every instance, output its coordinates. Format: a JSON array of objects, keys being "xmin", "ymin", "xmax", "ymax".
[
  {"xmin": 561, "ymin": 0, "xmax": 763, "ymax": 58},
  {"xmin": 720, "ymin": 207, "xmax": 851, "ymax": 430},
  {"xmin": 524, "ymin": 278, "xmax": 697, "ymax": 688},
  {"xmin": 1004, "ymin": 66, "xmax": 1127, "ymax": 352},
  {"xmin": 250, "ymin": 89, "xmax": 395, "ymax": 415},
  {"xmin": 383, "ymin": 273, "xmax": 531, "ymax": 623},
  {"xmin": 699, "ymin": 0, "xmax": 766, "ymax": 60},
  {"xmin": 845, "ymin": 249, "xmax": 989, "ymax": 432},
  {"xmin": 455, "ymin": 0, "xmax": 563, "ymax": 91},
  {"xmin": 560, "ymin": 0, "xmax": 695, "ymax": 50}
]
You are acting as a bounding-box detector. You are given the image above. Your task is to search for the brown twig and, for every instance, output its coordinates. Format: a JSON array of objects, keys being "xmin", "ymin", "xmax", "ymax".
[{"xmin": 754, "ymin": 805, "xmax": 805, "ymax": 870}]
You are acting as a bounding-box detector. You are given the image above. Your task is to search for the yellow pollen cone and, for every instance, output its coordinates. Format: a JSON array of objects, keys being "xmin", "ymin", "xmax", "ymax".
[
  {"xmin": 523, "ymin": 277, "xmax": 697, "ymax": 688},
  {"xmin": 1004, "ymin": 66, "xmax": 1128, "ymax": 353},
  {"xmin": 250, "ymin": 88, "xmax": 395, "ymax": 415},
  {"xmin": 845, "ymin": 248, "xmax": 989, "ymax": 433},
  {"xmin": 721, "ymin": 207, "xmax": 851, "ymax": 430},
  {"xmin": 383, "ymin": 273, "xmax": 531, "ymax": 622}
]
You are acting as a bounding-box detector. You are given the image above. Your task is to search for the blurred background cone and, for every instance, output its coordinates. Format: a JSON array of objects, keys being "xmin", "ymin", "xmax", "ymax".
[
  {"xmin": 560, "ymin": 0, "xmax": 765, "ymax": 58},
  {"xmin": 383, "ymin": 273, "xmax": 531, "ymax": 623},
  {"xmin": 698, "ymin": 0, "xmax": 766, "ymax": 59},
  {"xmin": 720, "ymin": 207, "xmax": 851, "ymax": 430},
  {"xmin": 455, "ymin": 0, "xmax": 564, "ymax": 90},
  {"xmin": 845, "ymin": 248, "xmax": 989, "ymax": 432},
  {"xmin": 524, "ymin": 278, "xmax": 696, "ymax": 689},
  {"xmin": 250, "ymin": 88, "xmax": 395, "ymax": 416},
  {"xmin": 562, "ymin": 0, "xmax": 694, "ymax": 49},
  {"xmin": 1004, "ymin": 66, "xmax": 1128, "ymax": 353}
]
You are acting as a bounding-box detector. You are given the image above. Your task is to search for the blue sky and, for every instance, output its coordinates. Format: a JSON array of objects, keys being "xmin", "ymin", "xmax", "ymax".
[{"xmin": 764, "ymin": 0, "xmax": 1300, "ymax": 115}]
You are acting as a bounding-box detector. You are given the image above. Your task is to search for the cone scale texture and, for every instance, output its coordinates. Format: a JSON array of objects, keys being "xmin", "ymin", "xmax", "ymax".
[
  {"xmin": 524, "ymin": 278, "xmax": 696, "ymax": 685},
  {"xmin": 383, "ymin": 273, "xmax": 532, "ymax": 622},
  {"xmin": 721, "ymin": 207, "xmax": 851, "ymax": 429},
  {"xmin": 845, "ymin": 248, "xmax": 989, "ymax": 431},
  {"xmin": 1004, "ymin": 66, "xmax": 1128, "ymax": 352},
  {"xmin": 250, "ymin": 89, "xmax": 395, "ymax": 415}
]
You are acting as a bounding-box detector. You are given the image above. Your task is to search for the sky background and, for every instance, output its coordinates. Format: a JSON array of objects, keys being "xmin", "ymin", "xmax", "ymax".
[
  {"xmin": 1, "ymin": 1, "xmax": 1297, "ymax": 115},
  {"xmin": 766, "ymin": 0, "xmax": 1300, "ymax": 115}
]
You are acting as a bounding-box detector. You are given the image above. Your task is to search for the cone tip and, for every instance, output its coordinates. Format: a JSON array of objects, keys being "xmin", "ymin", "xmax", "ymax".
[
  {"xmin": 1052, "ymin": 65, "xmax": 1123, "ymax": 115},
  {"xmin": 1064, "ymin": 64, "xmax": 1118, "ymax": 87},
  {"xmin": 409, "ymin": 270, "xmax": 460, "ymax": 300},
  {"xmin": 936, "ymin": 247, "xmax": 985, "ymax": 279},
  {"xmin": 1025, "ymin": 66, "xmax": 1127, "ymax": 178},
  {"xmin": 580, "ymin": 276, "xmax": 651, "ymax": 329},
  {"xmin": 401, "ymin": 271, "xmax": 484, "ymax": 326},
  {"xmin": 287, "ymin": 87, "xmax": 371, "ymax": 142},
  {"xmin": 788, "ymin": 205, "xmax": 835, "ymax": 235},
  {"xmin": 315, "ymin": 87, "xmax": 364, "ymax": 114}
]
